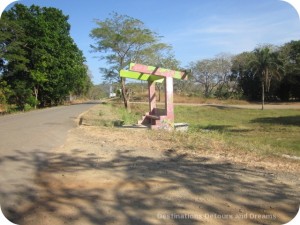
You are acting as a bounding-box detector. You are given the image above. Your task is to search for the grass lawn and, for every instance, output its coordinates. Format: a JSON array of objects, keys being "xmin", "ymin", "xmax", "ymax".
[
  {"xmin": 124, "ymin": 103, "xmax": 300, "ymax": 157},
  {"xmin": 175, "ymin": 106, "xmax": 300, "ymax": 157}
]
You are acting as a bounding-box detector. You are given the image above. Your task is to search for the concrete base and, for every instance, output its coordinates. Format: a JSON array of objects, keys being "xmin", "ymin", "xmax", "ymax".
[{"xmin": 174, "ymin": 123, "xmax": 189, "ymax": 132}]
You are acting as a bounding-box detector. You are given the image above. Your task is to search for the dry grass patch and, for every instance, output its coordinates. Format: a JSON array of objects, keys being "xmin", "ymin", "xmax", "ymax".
[{"xmin": 81, "ymin": 103, "xmax": 300, "ymax": 172}]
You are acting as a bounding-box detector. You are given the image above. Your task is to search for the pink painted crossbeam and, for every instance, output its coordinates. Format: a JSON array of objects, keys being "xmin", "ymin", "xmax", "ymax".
[{"xmin": 130, "ymin": 63, "xmax": 188, "ymax": 80}]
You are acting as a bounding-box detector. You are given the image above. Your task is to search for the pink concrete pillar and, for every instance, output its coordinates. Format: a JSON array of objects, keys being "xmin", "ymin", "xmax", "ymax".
[
  {"xmin": 148, "ymin": 81, "xmax": 156, "ymax": 115},
  {"xmin": 165, "ymin": 77, "xmax": 174, "ymax": 122}
]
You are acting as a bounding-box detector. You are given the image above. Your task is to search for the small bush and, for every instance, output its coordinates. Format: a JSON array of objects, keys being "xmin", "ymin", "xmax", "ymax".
[
  {"xmin": 119, "ymin": 108, "xmax": 139, "ymax": 125},
  {"xmin": 26, "ymin": 96, "xmax": 39, "ymax": 108},
  {"xmin": 24, "ymin": 103, "xmax": 33, "ymax": 111}
]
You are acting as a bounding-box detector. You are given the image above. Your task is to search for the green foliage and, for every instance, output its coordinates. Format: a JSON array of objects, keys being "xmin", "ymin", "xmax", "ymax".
[
  {"xmin": 0, "ymin": 80, "xmax": 12, "ymax": 105},
  {"xmin": 190, "ymin": 54, "xmax": 233, "ymax": 98},
  {"xmin": 118, "ymin": 108, "xmax": 139, "ymax": 125},
  {"xmin": 215, "ymin": 85, "xmax": 242, "ymax": 99},
  {"xmin": 251, "ymin": 46, "xmax": 283, "ymax": 91},
  {"xmin": 26, "ymin": 95, "xmax": 39, "ymax": 108},
  {"xmin": 88, "ymin": 83, "xmax": 111, "ymax": 99},
  {"xmin": 90, "ymin": 12, "xmax": 178, "ymax": 108},
  {"xmin": 0, "ymin": 4, "xmax": 92, "ymax": 110},
  {"xmin": 0, "ymin": 18, "xmax": 29, "ymax": 74},
  {"xmin": 188, "ymin": 42, "xmax": 300, "ymax": 102},
  {"xmin": 231, "ymin": 52, "xmax": 260, "ymax": 100},
  {"xmin": 8, "ymin": 80, "xmax": 32, "ymax": 110},
  {"xmin": 91, "ymin": 12, "xmax": 157, "ymax": 78},
  {"xmin": 232, "ymin": 42, "xmax": 300, "ymax": 102},
  {"xmin": 278, "ymin": 40, "xmax": 300, "ymax": 100}
]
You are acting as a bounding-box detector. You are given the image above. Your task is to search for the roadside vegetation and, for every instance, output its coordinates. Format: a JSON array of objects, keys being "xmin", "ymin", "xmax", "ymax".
[
  {"xmin": 89, "ymin": 40, "xmax": 300, "ymax": 109},
  {"xmin": 0, "ymin": 4, "xmax": 92, "ymax": 113},
  {"xmin": 82, "ymin": 102, "xmax": 300, "ymax": 158}
]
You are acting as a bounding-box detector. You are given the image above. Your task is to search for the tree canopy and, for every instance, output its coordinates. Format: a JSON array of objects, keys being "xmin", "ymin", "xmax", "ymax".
[
  {"xmin": 90, "ymin": 12, "xmax": 178, "ymax": 109},
  {"xmin": 190, "ymin": 54, "xmax": 232, "ymax": 98},
  {"xmin": 231, "ymin": 42, "xmax": 299, "ymax": 102},
  {"xmin": 250, "ymin": 46, "xmax": 284, "ymax": 109},
  {"xmin": 0, "ymin": 4, "xmax": 91, "ymax": 110},
  {"xmin": 186, "ymin": 41, "xmax": 300, "ymax": 103}
]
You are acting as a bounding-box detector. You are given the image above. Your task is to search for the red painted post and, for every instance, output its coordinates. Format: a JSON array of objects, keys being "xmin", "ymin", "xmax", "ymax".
[
  {"xmin": 165, "ymin": 77, "xmax": 174, "ymax": 124},
  {"xmin": 148, "ymin": 81, "xmax": 156, "ymax": 115}
]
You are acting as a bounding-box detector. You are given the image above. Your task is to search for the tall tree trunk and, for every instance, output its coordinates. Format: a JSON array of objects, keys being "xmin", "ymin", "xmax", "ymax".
[
  {"xmin": 157, "ymin": 83, "xmax": 161, "ymax": 102},
  {"xmin": 34, "ymin": 86, "xmax": 38, "ymax": 109},
  {"xmin": 121, "ymin": 77, "xmax": 130, "ymax": 111},
  {"xmin": 204, "ymin": 85, "xmax": 209, "ymax": 98},
  {"xmin": 261, "ymin": 81, "xmax": 265, "ymax": 110}
]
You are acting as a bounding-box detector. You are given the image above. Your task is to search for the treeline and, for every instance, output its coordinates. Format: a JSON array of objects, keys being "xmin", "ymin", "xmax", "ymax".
[
  {"xmin": 90, "ymin": 11, "xmax": 300, "ymax": 105},
  {"xmin": 0, "ymin": 4, "xmax": 92, "ymax": 112},
  {"xmin": 184, "ymin": 41, "xmax": 300, "ymax": 102}
]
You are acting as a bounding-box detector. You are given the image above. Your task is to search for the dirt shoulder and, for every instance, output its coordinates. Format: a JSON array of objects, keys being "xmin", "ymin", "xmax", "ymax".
[{"xmin": 11, "ymin": 104, "xmax": 300, "ymax": 225}]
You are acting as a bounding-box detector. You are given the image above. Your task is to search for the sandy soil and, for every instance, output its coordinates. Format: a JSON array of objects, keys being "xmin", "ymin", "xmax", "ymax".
[{"xmin": 6, "ymin": 116, "xmax": 297, "ymax": 225}]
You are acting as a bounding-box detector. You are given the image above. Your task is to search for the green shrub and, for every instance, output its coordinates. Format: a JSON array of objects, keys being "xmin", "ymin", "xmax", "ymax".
[{"xmin": 118, "ymin": 108, "xmax": 139, "ymax": 125}]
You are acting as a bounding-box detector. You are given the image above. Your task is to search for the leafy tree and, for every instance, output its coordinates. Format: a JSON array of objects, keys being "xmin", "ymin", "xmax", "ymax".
[
  {"xmin": 72, "ymin": 64, "xmax": 93, "ymax": 97},
  {"xmin": 88, "ymin": 83, "xmax": 110, "ymax": 100},
  {"xmin": 190, "ymin": 59, "xmax": 216, "ymax": 98},
  {"xmin": 0, "ymin": 80, "xmax": 11, "ymax": 107},
  {"xmin": 0, "ymin": 18, "xmax": 28, "ymax": 75},
  {"xmin": 213, "ymin": 53, "xmax": 233, "ymax": 99},
  {"xmin": 278, "ymin": 41, "xmax": 300, "ymax": 100},
  {"xmin": 231, "ymin": 52, "xmax": 260, "ymax": 100},
  {"xmin": 90, "ymin": 12, "xmax": 175, "ymax": 109},
  {"xmin": 1, "ymin": 4, "xmax": 91, "ymax": 108},
  {"xmin": 250, "ymin": 46, "xmax": 284, "ymax": 109},
  {"xmin": 9, "ymin": 80, "xmax": 33, "ymax": 110},
  {"xmin": 190, "ymin": 54, "xmax": 232, "ymax": 98}
]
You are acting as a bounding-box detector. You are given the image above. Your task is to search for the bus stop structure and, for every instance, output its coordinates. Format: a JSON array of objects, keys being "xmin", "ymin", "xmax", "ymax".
[{"xmin": 120, "ymin": 63, "xmax": 189, "ymax": 130}]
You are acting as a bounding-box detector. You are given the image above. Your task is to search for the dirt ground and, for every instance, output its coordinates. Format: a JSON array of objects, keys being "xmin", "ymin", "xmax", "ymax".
[{"xmin": 9, "ymin": 105, "xmax": 300, "ymax": 225}]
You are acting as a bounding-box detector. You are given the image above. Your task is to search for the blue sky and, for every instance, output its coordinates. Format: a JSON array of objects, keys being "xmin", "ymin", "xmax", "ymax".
[{"xmin": 4, "ymin": 0, "xmax": 300, "ymax": 84}]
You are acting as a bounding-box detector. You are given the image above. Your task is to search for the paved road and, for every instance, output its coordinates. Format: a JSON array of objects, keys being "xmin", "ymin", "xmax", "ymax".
[{"xmin": 0, "ymin": 102, "xmax": 99, "ymax": 220}]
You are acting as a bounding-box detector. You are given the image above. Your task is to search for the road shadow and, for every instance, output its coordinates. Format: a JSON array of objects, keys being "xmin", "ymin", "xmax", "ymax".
[
  {"xmin": 251, "ymin": 116, "xmax": 300, "ymax": 126},
  {"xmin": 0, "ymin": 148, "xmax": 299, "ymax": 225}
]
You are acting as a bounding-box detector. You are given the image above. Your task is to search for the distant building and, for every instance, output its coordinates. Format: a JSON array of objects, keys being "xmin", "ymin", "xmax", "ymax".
[
  {"xmin": 109, "ymin": 85, "xmax": 117, "ymax": 98},
  {"xmin": 109, "ymin": 93, "xmax": 116, "ymax": 98}
]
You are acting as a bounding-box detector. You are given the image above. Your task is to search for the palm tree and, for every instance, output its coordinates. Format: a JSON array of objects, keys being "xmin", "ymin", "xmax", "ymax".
[{"xmin": 250, "ymin": 47, "xmax": 284, "ymax": 110}]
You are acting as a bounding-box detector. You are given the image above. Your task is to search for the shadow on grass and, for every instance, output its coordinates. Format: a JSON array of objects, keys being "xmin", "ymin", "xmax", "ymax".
[
  {"xmin": 193, "ymin": 125, "xmax": 232, "ymax": 132},
  {"xmin": 191, "ymin": 125, "xmax": 253, "ymax": 133},
  {"xmin": 0, "ymin": 148, "xmax": 299, "ymax": 225},
  {"xmin": 251, "ymin": 116, "xmax": 300, "ymax": 126},
  {"xmin": 204, "ymin": 105, "xmax": 241, "ymax": 110}
]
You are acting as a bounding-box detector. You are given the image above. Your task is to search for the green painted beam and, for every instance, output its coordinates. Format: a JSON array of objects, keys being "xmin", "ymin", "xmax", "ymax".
[{"xmin": 120, "ymin": 70, "xmax": 164, "ymax": 83}]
